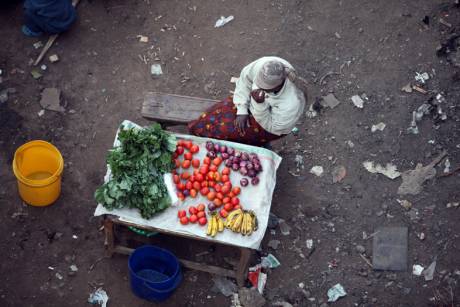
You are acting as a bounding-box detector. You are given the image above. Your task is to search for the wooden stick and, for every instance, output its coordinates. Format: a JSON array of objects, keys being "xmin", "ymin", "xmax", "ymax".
[
  {"xmin": 360, "ymin": 254, "xmax": 373, "ymax": 268},
  {"xmin": 33, "ymin": 0, "xmax": 81, "ymax": 66}
]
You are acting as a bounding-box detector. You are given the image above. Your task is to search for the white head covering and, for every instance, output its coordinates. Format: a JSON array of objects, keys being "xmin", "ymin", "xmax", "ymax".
[{"xmin": 255, "ymin": 60, "xmax": 287, "ymax": 90}]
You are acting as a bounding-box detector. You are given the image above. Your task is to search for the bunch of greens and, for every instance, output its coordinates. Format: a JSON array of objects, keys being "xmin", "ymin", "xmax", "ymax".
[{"xmin": 95, "ymin": 123, "xmax": 177, "ymax": 219}]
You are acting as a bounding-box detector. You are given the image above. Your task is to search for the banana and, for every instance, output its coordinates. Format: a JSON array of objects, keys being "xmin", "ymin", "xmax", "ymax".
[
  {"xmin": 206, "ymin": 213, "xmax": 213, "ymax": 236},
  {"xmin": 244, "ymin": 212, "xmax": 252, "ymax": 236},
  {"xmin": 225, "ymin": 209, "xmax": 242, "ymax": 227},
  {"xmin": 211, "ymin": 215, "xmax": 218, "ymax": 237},
  {"xmin": 217, "ymin": 216, "xmax": 224, "ymax": 232},
  {"xmin": 232, "ymin": 213, "xmax": 244, "ymax": 232},
  {"xmin": 249, "ymin": 211, "xmax": 258, "ymax": 231}
]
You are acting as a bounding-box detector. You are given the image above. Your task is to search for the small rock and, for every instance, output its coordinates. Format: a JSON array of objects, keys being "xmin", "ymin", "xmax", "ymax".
[
  {"xmin": 320, "ymin": 93, "xmax": 341, "ymax": 109},
  {"xmin": 278, "ymin": 219, "xmax": 291, "ymax": 236},
  {"xmin": 70, "ymin": 264, "xmax": 78, "ymax": 272},
  {"xmin": 268, "ymin": 240, "xmax": 281, "ymax": 250},
  {"xmin": 351, "ymin": 95, "xmax": 364, "ymax": 108},
  {"xmin": 49, "ymin": 54, "xmax": 59, "ymax": 63},
  {"xmin": 356, "ymin": 245, "xmax": 366, "ymax": 254},
  {"xmin": 310, "ymin": 166, "xmax": 324, "ymax": 177},
  {"xmin": 40, "ymin": 88, "xmax": 65, "ymax": 112},
  {"xmin": 55, "ymin": 272, "xmax": 63, "ymax": 280}
]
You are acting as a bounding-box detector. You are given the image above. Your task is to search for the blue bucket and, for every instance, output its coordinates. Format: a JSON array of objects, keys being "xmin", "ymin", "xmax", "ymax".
[{"xmin": 128, "ymin": 245, "xmax": 182, "ymax": 302}]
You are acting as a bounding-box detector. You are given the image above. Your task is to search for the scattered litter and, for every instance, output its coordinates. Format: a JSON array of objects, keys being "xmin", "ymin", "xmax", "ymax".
[
  {"xmin": 351, "ymin": 95, "xmax": 364, "ymax": 108},
  {"xmin": 331, "ymin": 165, "xmax": 346, "ymax": 183},
  {"xmin": 310, "ymin": 166, "xmax": 324, "ymax": 177},
  {"xmin": 38, "ymin": 109, "xmax": 45, "ymax": 117},
  {"xmin": 214, "ymin": 15, "xmax": 234, "ymax": 28},
  {"xmin": 40, "ymin": 88, "xmax": 65, "ymax": 113},
  {"xmin": 211, "ymin": 276, "xmax": 237, "ymax": 297},
  {"xmin": 55, "ymin": 272, "xmax": 63, "ymax": 280},
  {"xmin": 231, "ymin": 293, "xmax": 243, "ymax": 307},
  {"xmin": 150, "ymin": 64, "xmax": 163, "ymax": 77},
  {"xmin": 261, "ymin": 254, "xmax": 280, "ymax": 269},
  {"xmin": 49, "ymin": 54, "xmax": 59, "ymax": 63},
  {"xmin": 418, "ymin": 232, "xmax": 425, "ymax": 240},
  {"xmin": 443, "ymin": 158, "xmax": 450, "ymax": 173},
  {"xmin": 0, "ymin": 89, "xmax": 8, "ymax": 104},
  {"xmin": 305, "ymin": 103, "xmax": 318, "ymax": 118},
  {"xmin": 327, "ymin": 284, "xmax": 347, "ymax": 302},
  {"xmin": 407, "ymin": 111, "xmax": 419, "ymax": 134},
  {"xmin": 371, "ymin": 122, "xmax": 386, "ymax": 132},
  {"xmin": 33, "ymin": 41, "xmax": 43, "ymax": 49},
  {"xmin": 248, "ymin": 266, "xmax": 267, "ymax": 294},
  {"xmin": 291, "ymin": 126, "xmax": 299, "ymax": 135},
  {"xmin": 412, "ymin": 264, "xmax": 424, "ymax": 276},
  {"xmin": 48, "ymin": 266, "xmax": 55, "ymax": 270},
  {"xmin": 396, "ymin": 199, "xmax": 412, "ymax": 211},
  {"xmin": 320, "ymin": 93, "xmax": 341, "ymax": 109},
  {"xmin": 88, "ymin": 288, "xmax": 109, "ymax": 307},
  {"xmin": 423, "ymin": 260, "xmax": 437, "ymax": 281},
  {"xmin": 72, "ymin": 235, "xmax": 78, "ymax": 239},
  {"xmin": 238, "ymin": 288, "xmax": 266, "ymax": 307},
  {"xmin": 363, "ymin": 161, "xmax": 401, "ymax": 179},
  {"xmin": 346, "ymin": 140, "xmax": 355, "ymax": 148},
  {"xmin": 372, "ymin": 227, "xmax": 408, "ymax": 271},
  {"xmin": 278, "ymin": 219, "xmax": 291, "ymax": 236},
  {"xmin": 412, "ymin": 85, "xmax": 428, "ymax": 94},
  {"xmin": 446, "ymin": 202, "xmax": 459, "ymax": 208},
  {"xmin": 398, "ymin": 151, "xmax": 446, "ymax": 195},
  {"xmin": 439, "ymin": 18, "xmax": 452, "ymax": 28},
  {"xmin": 30, "ymin": 68, "xmax": 43, "ymax": 79},
  {"xmin": 137, "ymin": 35, "xmax": 149, "ymax": 43},
  {"xmin": 415, "ymin": 72, "xmax": 429, "ymax": 84},
  {"xmin": 401, "ymin": 83, "xmax": 413, "ymax": 93},
  {"xmin": 40, "ymin": 64, "xmax": 47, "ymax": 71},
  {"xmin": 295, "ymin": 155, "xmax": 304, "ymax": 169},
  {"xmin": 356, "ymin": 245, "xmax": 366, "ymax": 254},
  {"xmin": 306, "ymin": 239, "xmax": 314, "ymax": 249},
  {"xmin": 268, "ymin": 239, "xmax": 281, "ymax": 250},
  {"xmin": 334, "ymin": 32, "xmax": 341, "ymax": 39},
  {"xmin": 70, "ymin": 264, "xmax": 78, "ymax": 272}
]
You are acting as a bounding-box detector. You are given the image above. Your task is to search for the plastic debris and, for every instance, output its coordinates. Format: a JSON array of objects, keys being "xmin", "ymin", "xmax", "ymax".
[
  {"xmin": 415, "ymin": 72, "xmax": 430, "ymax": 84},
  {"xmin": 231, "ymin": 293, "xmax": 243, "ymax": 307},
  {"xmin": 291, "ymin": 126, "xmax": 299, "ymax": 135},
  {"xmin": 371, "ymin": 122, "xmax": 386, "ymax": 132},
  {"xmin": 310, "ymin": 166, "xmax": 324, "ymax": 177},
  {"xmin": 412, "ymin": 264, "xmax": 424, "ymax": 276},
  {"xmin": 351, "ymin": 95, "xmax": 364, "ymax": 108},
  {"xmin": 446, "ymin": 202, "xmax": 459, "ymax": 208},
  {"xmin": 327, "ymin": 284, "xmax": 347, "ymax": 302},
  {"xmin": 398, "ymin": 151, "xmax": 446, "ymax": 195},
  {"xmin": 401, "ymin": 83, "xmax": 413, "ymax": 93},
  {"xmin": 278, "ymin": 219, "xmax": 291, "ymax": 236},
  {"xmin": 444, "ymin": 158, "xmax": 451, "ymax": 173},
  {"xmin": 40, "ymin": 64, "xmax": 47, "ymax": 71},
  {"xmin": 238, "ymin": 288, "xmax": 266, "ymax": 307},
  {"xmin": 88, "ymin": 288, "xmax": 109, "ymax": 307},
  {"xmin": 30, "ymin": 68, "xmax": 43, "ymax": 79},
  {"xmin": 396, "ymin": 199, "xmax": 412, "ymax": 211},
  {"xmin": 305, "ymin": 103, "xmax": 318, "ymax": 118},
  {"xmin": 211, "ymin": 276, "xmax": 237, "ymax": 297},
  {"xmin": 321, "ymin": 93, "xmax": 341, "ymax": 109},
  {"xmin": 261, "ymin": 254, "xmax": 281, "ymax": 269},
  {"xmin": 363, "ymin": 161, "xmax": 401, "ymax": 179},
  {"xmin": 150, "ymin": 64, "xmax": 163, "ymax": 77},
  {"xmin": 33, "ymin": 41, "xmax": 43, "ymax": 49},
  {"xmin": 55, "ymin": 272, "xmax": 63, "ymax": 280},
  {"xmin": 268, "ymin": 239, "xmax": 281, "ymax": 250},
  {"xmin": 49, "ymin": 54, "xmax": 59, "ymax": 63},
  {"xmin": 137, "ymin": 35, "xmax": 149, "ymax": 43},
  {"xmin": 70, "ymin": 264, "xmax": 78, "ymax": 272},
  {"xmin": 215, "ymin": 15, "xmax": 234, "ymax": 28},
  {"xmin": 248, "ymin": 266, "xmax": 267, "ymax": 294},
  {"xmin": 346, "ymin": 140, "xmax": 355, "ymax": 148},
  {"xmin": 38, "ymin": 109, "xmax": 45, "ymax": 117},
  {"xmin": 331, "ymin": 165, "xmax": 346, "ymax": 183},
  {"xmin": 306, "ymin": 239, "xmax": 314, "ymax": 249},
  {"xmin": 423, "ymin": 260, "xmax": 436, "ymax": 281}
]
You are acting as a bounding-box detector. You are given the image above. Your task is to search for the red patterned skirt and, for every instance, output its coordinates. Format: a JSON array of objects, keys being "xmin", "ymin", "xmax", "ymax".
[{"xmin": 188, "ymin": 97, "xmax": 283, "ymax": 146}]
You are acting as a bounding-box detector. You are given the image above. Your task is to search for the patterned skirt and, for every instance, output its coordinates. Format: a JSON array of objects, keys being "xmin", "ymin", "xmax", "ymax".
[{"xmin": 188, "ymin": 97, "xmax": 282, "ymax": 146}]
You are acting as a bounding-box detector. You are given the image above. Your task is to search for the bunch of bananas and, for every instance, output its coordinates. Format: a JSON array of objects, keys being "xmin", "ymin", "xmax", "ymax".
[
  {"xmin": 206, "ymin": 213, "xmax": 224, "ymax": 237},
  {"xmin": 225, "ymin": 209, "xmax": 258, "ymax": 236}
]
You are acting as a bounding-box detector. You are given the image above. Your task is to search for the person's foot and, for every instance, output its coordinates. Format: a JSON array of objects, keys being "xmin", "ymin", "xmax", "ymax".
[{"xmin": 22, "ymin": 25, "xmax": 43, "ymax": 37}]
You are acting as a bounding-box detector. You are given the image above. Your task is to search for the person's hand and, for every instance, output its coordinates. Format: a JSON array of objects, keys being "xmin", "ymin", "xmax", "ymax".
[
  {"xmin": 251, "ymin": 89, "xmax": 265, "ymax": 103},
  {"xmin": 235, "ymin": 114, "xmax": 250, "ymax": 135}
]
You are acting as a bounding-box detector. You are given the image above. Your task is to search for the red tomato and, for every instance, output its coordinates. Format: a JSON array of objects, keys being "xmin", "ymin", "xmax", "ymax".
[
  {"xmin": 223, "ymin": 197, "xmax": 231, "ymax": 204},
  {"xmin": 201, "ymin": 181, "xmax": 209, "ymax": 188},
  {"xmin": 177, "ymin": 140, "xmax": 185, "ymax": 147},
  {"xmin": 177, "ymin": 192, "xmax": 185, "ymax": 201},
  {"xmin": 216, "ymin": 192, "xmax": 224, "ymax": 200},
  {"xmin": 214, "ymin": 184, "xmax": 222, "ymax": 193},
  {"xmin": 184, "ymin": 140, "xmax": 193, "ymax": 150},
  {"xmin": 209, "ymin": 164, "xmax": 218, "ymax": 172},
  {"xmin": 197, "ymin": 211, "xmax": 206, "ymax": 219},
  {"xmin": 214, "ymin": 173, "xmax": 221, "ymax": 182},
  {"xmin": 193, "ymin": 181, "xmax": 201, "ymax": 191},
  {"xmin": 222, "ymin": 167, "xmax": 231, "ymax": 176},
  {"xmin": 197, "ymin": 203, "xmax": 206, "ymax": 212},
  {"xmin": 174, "ymin": 160, "xmax": 181, "ymax": 169},
  {"xmin": 207, "ymin": 191, "xmax": 216, "ymax": 201},
  {"xmin": 219, "ymin": 209, "xmax": 228, "ymax": 218},
  {"xmin": 176, "ymin": 146, "xmax": 184, "ymax": 155},
  {"xmin": 228, "ymin": 192, "xmax": 235, "ymax": 198},
  {"xmin": 214, "ymin": 198, "xmax": 223, "ymax": 207},
  {"xmin": 221, "ymin": 185, "xmax": 230, "ymax": 195},
  {"xmin": 232, "ymin": 187, "xmax": 241, "ymax": 195},
  {"xmin": 190, "ymin": 145, "xmax": 199, "ymax": 154},
  {"xmin": 196, "ymin": 173, "xmax": 204, "ymax": 182},
  {"xmin": 234, "ymin": 204, "xmax": 241, "ymax": 210},
  {"xmin": 212, "ymin": 157, "xmax": 222, "ymax": 166},
  {"xmin": 200, "ymin": 187, "xmax": 210, "ymax": 196},
  {"xmin": 173, "ymin": 174, "xmax": 180, "ymax": 184},
  {"xmin": 190, "ymin": 175, "xmax": 196, "ymax": 182},
  {"xmin": 221, "ymin": 175, "xmax": 229, "ymax": 183},
  {"xmin": 180, "ymin": 216, "xmax": 189, "ymax": 225},
  {"xmin": 199, "ymin": 166, "xmax": 208, "ymax": 175},
  {"xmin": 189, "ymin": 206, "xmax": 198, "ymax": 215},
  {"xmin": 231, "ymin": 197, "xmax": 239, "ymax": 206},
  {"xmin": 207, "ymin": 172, "xmax": 215, "ymax": 180},
  {"xmin": 224, "ymin": 203, "xmax": 233, "ymax": 212},
  {"xmin": 198, "ymin": 217, "xmax": 207, "ymax": 226},
  {"xmin": 192, "ymin": 159, "xmax": 200, "ymax": 168},
  {"xmin": 203, "ymin": 157, "xmax": 211, "ymax": 165},
  {"xmin": 189, "ymin": 214, "xmax": 198, "ymax": 223},
  {"xmin": 172, "ymin": 152, "xmax": 178, "ymax": 159},
  {"xmin": 208, "ymin": 181, "xmax": 216, "ymax": 188},
  {"xmin": 178, "ymin": 210, "xmax": 187, "ymax": 218},
  {"xmin": 177, "ymin": 182, "xmax": 185, "ymax": 191},
  {"xmin": 184, "ymin": 152, "xmax": 193, "ymax": 161},
  {"xmin": 190, "ymin": 189, "xmax": 197, "ymax": 198},
  {"xmin": 182, "ymin": 160, "xmax": 191, "ymax": 169},
  {"xmin": 181, "ymin": 172, "xmax": 190, "ymax": 180},
  {"xmin": 185, "ymin": 181, "xmax": 193, "ymax": 190}
]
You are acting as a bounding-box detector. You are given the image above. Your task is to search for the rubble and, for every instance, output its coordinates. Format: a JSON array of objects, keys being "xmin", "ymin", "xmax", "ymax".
[{"xmin": 40, "ymin": 88, "xmax": 65, "ymax": 113}]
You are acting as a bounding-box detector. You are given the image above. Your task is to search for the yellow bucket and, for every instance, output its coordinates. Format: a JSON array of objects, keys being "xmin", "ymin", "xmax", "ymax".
[{"xmin": 12, "ymin": 140, "xmax": 64, "ymax": 207}]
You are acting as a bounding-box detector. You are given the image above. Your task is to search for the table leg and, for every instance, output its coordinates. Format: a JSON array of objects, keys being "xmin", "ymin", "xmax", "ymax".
[
  {"xmin": 104, "ymin": 217, "xmax": 115, "ymax": 257},
  {"xmin": 236, "ymin": 248, "xmax": 251, "ymax": 287}
]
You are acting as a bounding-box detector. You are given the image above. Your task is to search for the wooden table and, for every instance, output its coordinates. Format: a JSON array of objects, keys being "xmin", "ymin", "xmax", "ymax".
[{"xmin": 103, "ymin": 214, "xmax": 252, "ymax": 287}]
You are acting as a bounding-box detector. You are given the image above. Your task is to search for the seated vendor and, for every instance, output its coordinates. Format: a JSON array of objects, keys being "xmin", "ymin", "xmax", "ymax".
[
  {"xmin": 22, "ymin": 0, "xmax": 76, "ymax": 37},
  {"xmin": 188, "ymin": 56, "xmax": 307, "ymax": 146}
]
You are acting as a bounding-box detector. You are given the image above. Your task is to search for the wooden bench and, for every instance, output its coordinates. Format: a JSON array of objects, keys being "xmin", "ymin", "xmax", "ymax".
[{"xmin": 141, "ymin": 92, "xmax": 219, "ymax": 125}]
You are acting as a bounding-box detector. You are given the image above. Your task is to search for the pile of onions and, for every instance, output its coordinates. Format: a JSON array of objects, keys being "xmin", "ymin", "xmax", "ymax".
[{"xmin": 205, "ymin": 141, "xmax": 262, "ymax": 185}]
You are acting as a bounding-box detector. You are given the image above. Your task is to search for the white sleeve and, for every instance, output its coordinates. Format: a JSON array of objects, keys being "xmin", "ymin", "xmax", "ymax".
[{"xmin": 233, "ymin": 64, "xmax": 253, "ymax": 115}]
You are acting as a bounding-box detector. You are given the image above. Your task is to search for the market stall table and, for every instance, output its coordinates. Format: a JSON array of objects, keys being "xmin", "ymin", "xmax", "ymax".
[{"xmin": 95, "ymin": 120, "xmax": 282, "ymax": 286}]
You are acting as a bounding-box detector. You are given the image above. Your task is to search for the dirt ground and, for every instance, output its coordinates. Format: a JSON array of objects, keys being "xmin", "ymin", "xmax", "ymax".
[{"xmin": 1, "ymin": 0, "xmax": 460, "ymax": 306}]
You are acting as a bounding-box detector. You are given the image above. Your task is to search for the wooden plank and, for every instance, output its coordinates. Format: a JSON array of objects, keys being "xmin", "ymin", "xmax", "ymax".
[
  {"xmin": 236, "ymin": 248, "xmax": 251, "ymax": 286},
  {"xmin": 103, "ymin": 217, "xmax": 115, "ymax": 257},
  {"xmin": 141, "ymin": 92, "xmax": 218, "ymax": 124}
]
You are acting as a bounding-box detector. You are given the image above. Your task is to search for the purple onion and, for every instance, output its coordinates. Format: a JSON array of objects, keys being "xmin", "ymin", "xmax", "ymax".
[
  {"xmin": 208, "ymin": 203, "xmax": 216, "ymax": 211},
  {"xmin": 254, "ymin": 163, "xmax": 262, "ymax": 172},
  {"xmin": 214, "ymin": 143, "xmax": 221, "ymax": 152},
  {"xmin": 206, "ymin": 141, "xmax": 214, "ymax": 151},
  {"xmin": 246, "ymin": 162, "xmax": 254, "ymax": 170},
  {"xmin": 235, "ymin": 152, "xmax": 242, "ymax": 158},
  {"xmin": 183, "ymin": 189, "xmax": 190, "ymax": 196},
  {"xmin": 220, "ymin": 145, "xmax": 227, "ymax": 153},
  {"xmin": 249, "ymin": 153, "xmax": 258, "ymax": 160},
  {"xmin": 232, "ymin": 163, "xmax": 240, "ymax": 171},
  {"xmin": 227, "ymin": 147, "xmax": 235, "ymax": 156},
  {"xmin": 239, "ymin": 161, "xmax": 247, "ymax": 168},
  {"xmin": 207, "ymin": 151, "xmax": 217, "ymax": 159},
  {"xmin": 251, "ymin": 177, "xmax": 260, "ymax": 185},
  {"xmin": 240, "ymin": 167, "xmax": 248, "ymax": 176},
  {"xmin": 241, "ymin": 152, "xmax": 249, "ymax": 161},
  {"xmin": 248, "ymin": 169, "xmax": 256, "ymax": 178},
  {"xmin": 240, "ymin": 178, "xmax": 249, "ymax": 187},
  {"xmin": 221, "ymin": 152, "xmax": 229, "ymax": 160},
  {"xmin": 233, "ymin": 157, "xmax": 241, "ymax": 164},
  {"xmin": 225, "ymin": 159, "xmax": 233, "ymax": 167}
]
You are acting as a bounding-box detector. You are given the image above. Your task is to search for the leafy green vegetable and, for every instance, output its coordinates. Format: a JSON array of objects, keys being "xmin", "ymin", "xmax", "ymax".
[{"xmin": 95, "ymin": 123, "xmax": 176, "ymax": 219}]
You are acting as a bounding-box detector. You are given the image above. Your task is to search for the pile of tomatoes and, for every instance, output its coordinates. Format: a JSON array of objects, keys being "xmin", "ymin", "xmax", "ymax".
[
  {"xmin": 177, "ymin": 204, "xmax": 207, "ymax": 225},
  {"xmin": 172, "ymin": 139, "xmax": 243, "ymax": 220}
]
